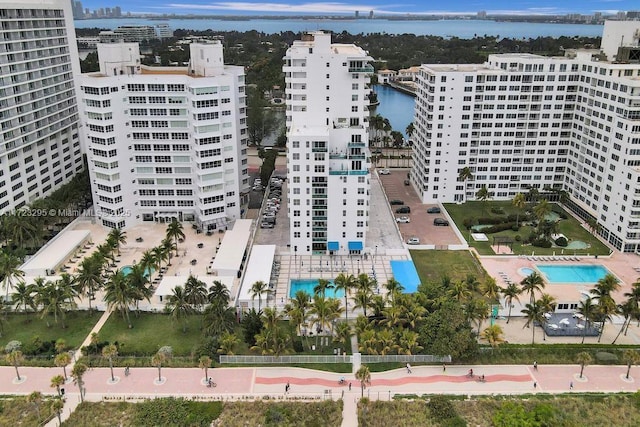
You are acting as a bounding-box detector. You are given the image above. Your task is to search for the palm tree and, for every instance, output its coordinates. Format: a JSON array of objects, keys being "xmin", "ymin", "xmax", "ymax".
[
  {"xmin": 576, "ymin": 351, "xmax": 592, "ymax": 379},
  {"xmin": 284, "ymin": 290, "xmax": 310, "ymax": 337},
  {"xmin": 152, "ymin": 351, "xmax": 168, "ymax": 382},
  {"xmin": 458, "ymin": 167, "xmax": 473, "ymax": 202},
  {"xmin": 55, "ymin": 338, "xmax": 67, "ymax": 355},
  {"xmin": 50, "ymin": 374, "xmax": 65, "ymax": 396},
  {"xmin": 309, "ymin": 295, "xmax": 333, "ymax": 347},
  {"xmin": 522, "ymin": 301, "xmax": 545, "ymax": 345},
  {"xmin": 250, "ymin": 280, "xmax": 269, "ymax": 311},
  {"xmin": 448, "ymin": 281, "xmax": 472, "ymax": 303},
  {"xmin": 465, "ymin": 298, "xmax": 490, "ymax": 335},
  {"xmin": 577, "ymin": 296, "xmax": 598, "ymax": 344},
  {"xmin": 127, "ymin": 263, "xmax": 152, "ymax": 315},
  {"xmin": 397, "ymin": 329, "xmax": 423, "ymax": 355},
  {"xmin": 6, "ymin": 350, "xmax": 24, "ymax": 381},
  {"xmin": 623, "ymin": 350, "xmax": 640, "ymax": 379},
  {"xmin": 405, "ymin": 122, "xmax": 415, "ymax": 139},
  {"xmin": 526, "ymin": 187, "xmax": 540, "ymax": 205},
  {"xmin": 199, "ymin": 355, "xmax": 212, "ymax": 382},
  {"xmin": 334, "ymin": 321, "xmax": 352, "ymax": 349},
  {"xmin": 475, "ymin": 185, "xmax": 490, "ymax": 215},
  {"xmin": 165, "ymin": 219, "xmax": 185, "ymax": 256},
  {"xmin": 334, "ymin": 273, "xmax": 356, "ymax": 322},
  {"xmin": 203, "ymin": 300, "xmax": 237, "ymax": 336},
  {"xmin": 483, "ymin": 324, "xmax": 506, "ymax": 348},
  {"xmin": 102, "ymin": 343, "xmax": 118, "ymax": 382},
  {"xmin": 314, "ymin": 279, "xmax": 333, "ymax": 299},
  {"xmin": 512, "ymin": 193, "xmax": 527, "ymax": 228},
  {"xmin": 71, "ymin": 363, "xmax": 88, "ymax": 402},
  {"xmin": 38, "ymin": 276, "xmax": 77, "ymax": 328},
  {"xmin": 612, "ymin": 300, "xmax": 635, "ymax": 344},
  {"xmin": 533, "ymin": 199, "xmax": 551, "ymax": 223},
  {"xmin": 104, "ymin": 270, "xmax": 135, "ymax": 328},
  {"xmin": 0, "ymin": 252, "xmax": 25, "ymax": 301},
  {"xmin": 591, "ymin": 273, "xmax": 621, "ymax": 342},
  {"xmin": 151, "ymin": 246, "xmax": 166, "ymax": 275},
  {"xmin": 27, "ymin": 391, "xmax": 43, "ymax": 423},
  {"xmin": 207, "ymin": 279, "xmax": 230, "ymax": 307},
  {"xmin": 55, "ymin": 352, "xmax": 71, "ymax": 381},
  {"xmin": 480, "ymin": 277, "xmax": 500, "ymax": 302},
  {"xmin": 107, "ymin": 228, "xmax": 127, "ymax": 256},
  {"xmin": 355, "ymin": 365, "xmax": 371, "ymax": 398},
  {"xmin": 167, "ymin": 286, "xmax": 195, "ymax": 333},
  {"xmin": 501, "ymin": 282, "xmax": 521, "ymax": 324},
  {"xmin": 218, "ymin": 331, "xmax": 239, "ymax": 355},
  {"xmin": 383, "ymin": 278, "xmax": 404, "ymax": 305},
  {"xmin": 51, "ymin": 397, "xmax": 65, "ymax": 426},
  {"xmin": 160, "ymin": 237, "xmax": 176, "ymax": 267},
  {"xmin": 520, "ymin": 271, "xmax": 545, "ymax": 305},
  {"xmin": 75, "ymin": 255, "xmax": 103, "ymax": 313},
  {"xmin": 185, "ymin": 275, "xmax": 208, "ymax": 312},
  {"xmin": 140, "ymin": 250, "xmax": 157, "ymax": 277},
  {"xmin": 11, "ymin": 282, "xmax": 35, "ymax": 313}
]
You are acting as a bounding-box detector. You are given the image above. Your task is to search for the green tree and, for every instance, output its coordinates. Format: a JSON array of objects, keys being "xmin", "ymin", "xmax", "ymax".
[
  {"xmin": 284, "ymin": 290, "xmax": 310, "ymax": 337},
  {"xmin": 0, "ymin": 252, "xmax": 25, "ymax": 301},
  {"xmin": 355, "ymin": 365, "xmax": 371, "ymax": 398},
  {"xmin": 185, "ymin": 275, "xmax": 208, "ymax": 312},
  {"xmin": 199, "ymin": 355, "xmax": 212, "ymax": 381},
  {"xmin": 475, "ymin": 185, "xmax": 490, "ymax": 215},
  {"xmin": 55, "ymin": 352, "xmax": 71, "ymax": 381},
  {"xmin": 522, "ymin": 301, "xmax": 545, "ymax": 345},
  {"xmin": 623, "ymin": 350, "xmax": 640, "ymax": 379},
  {"xmin": 51, "ymin": 396, "xmax": 65, "ymax": 426},
  {"xmin": 501, "ymin": 282, "xmax": 521, "ymax": 324},
  {"xmin": 383, "ymin": 278, "xmax": 404, "ymax": 305},
  {"xmin": 591, "ymin": 273, "xmax": 621, "ymax": 342},
  {"xmin": 104, "ymin": 270, "xmax": 135, "ymax": 328},
  {"xmin": 334, "ymin": 273, "xmax": 356, "ymax": 322},
  {"xmin": 6, "ymin": 350, "xmax": 24, "ymax": 381},
  {"xmin": 102, "ymin": 343, "xmax": 118, "ymax": 382},
  {"xmin": 26, "ymin": 391, "xmax": 43, "ymax": 423},
  {"xmin": 106, "ymin": 227, "xmax": 127, "ymax": 256},
  {"xmin": 207, "ymin": 279, "xmax": 231, "ymax": 307},
  {"xmin": 11, "ymin": 282, "xmax": 35, "ymax": 313},
  {"xmin": 520, "ymin": 271, "xmax": 545, "ymax": 305},
  {"xmin": 512, "ymin": 193, "xmax": 527, "ymax": 227},
  {"xmin": 50, "ymin": 374, "xmax": 65, "ymax": 396},
  {"xmin": 246, "ymin": 86, "xmax": 276, "ymax": 146},
  {"xmin": 71, "ymin": 363, "xmax": 88, "ymax": 402},
  {"xmin": 576, "ymin": 296, "xmax": 598, "ymax": 344},
  {"xmin": 576, "ymin": 351, "xmax": 592, "ymax": 378},
  {"xmin": 165, "ymin": 219, "xmax": 185, "ymax": 256},
  {"xmin": 203, "ymin": 299, "xmax": 237, "ymax": 336},
  {"xmin": 250, "ymin": 280, "xmax": 269, "ymax": 311},
  {"xmin": 458, "ymin": 167, "xmax": 474, "ymax": 202},
  {"xmin": 419, "ymin": 301, "xmax": 477, "ymax": 359},
  {"xmin": 167, "ymin": 286, "xmax": 195, "ymax": 333},
  {"xmin": 313, "ymin": 279, "xmax": 333, "ymax": 299},
  {"xmin": 480, "ymin": 277, "xmax": 500, "ymax": 302},
  {"xmin": 218, "ymin": 331, "xmax": 239, "ymax": 355},
  {"xmin": 152, "ymin": 348, "xmax": 170, "ymax": 382},
  {"xmin": 465, "ymin": 298, "xmax": 490, "ymax": 335},
  {"xmin": 74, "ymin": 255, "xmax": 103, "ymax": 313},
  {"xmin": 482, "ymin": 324, "xmax": 505, "ymax": 348}
]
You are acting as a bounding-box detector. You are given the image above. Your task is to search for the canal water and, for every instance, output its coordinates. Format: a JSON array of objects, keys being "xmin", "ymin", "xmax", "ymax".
[{"xmin": 370, "ymin": 84, "xmax": 416, "ymax": 139}]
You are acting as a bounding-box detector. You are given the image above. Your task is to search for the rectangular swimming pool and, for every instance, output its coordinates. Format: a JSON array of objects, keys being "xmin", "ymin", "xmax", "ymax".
[
  {"xmin": 289, "ymin": 279, "xmax": 344, "ymax": 299},
  {"xmin": 536, "ymin": 264, "xmax": 610, "ymax": 284}
]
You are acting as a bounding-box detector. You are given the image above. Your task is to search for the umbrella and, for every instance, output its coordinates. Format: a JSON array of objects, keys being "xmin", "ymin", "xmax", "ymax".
[{"xmin": 559, "ymin": 318, "xmax": 570, "ymax": 325}]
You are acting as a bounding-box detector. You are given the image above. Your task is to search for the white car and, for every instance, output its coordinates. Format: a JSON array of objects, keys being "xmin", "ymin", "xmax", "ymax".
[
  {"xmin": 379, "ymin": 168, "xmax": 390, "ymax": 175},
  {"xmin": 396, "ymin": 216, "xmax": 411, "ymax": 223},
  {"xmin": 407, "ymin": 237, "xmax": 420, "ymax": 245}
]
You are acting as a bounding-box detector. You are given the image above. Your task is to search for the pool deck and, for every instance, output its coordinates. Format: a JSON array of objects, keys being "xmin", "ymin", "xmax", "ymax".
[{"xmin": 479, "ymin": 252, "xmax": 640, "ymax": 307}]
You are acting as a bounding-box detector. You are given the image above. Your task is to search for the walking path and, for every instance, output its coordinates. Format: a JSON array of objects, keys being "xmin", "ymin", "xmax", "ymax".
[{"xmin": 4, "ymin": 363, "xmax": 639, "ymax": 426}]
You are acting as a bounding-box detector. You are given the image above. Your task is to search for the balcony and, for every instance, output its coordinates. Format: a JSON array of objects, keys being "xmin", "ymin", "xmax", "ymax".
[
  {"xmin": 347, "ymin": 142, "xmax": 366, "ymax": 148},
  {"xmin": 348, "ymin": 64, "xmax": 374, "ymax": 73},
  {"xmin": 329, "ymin": 169, "xmax": 369, "ymax": 176}
]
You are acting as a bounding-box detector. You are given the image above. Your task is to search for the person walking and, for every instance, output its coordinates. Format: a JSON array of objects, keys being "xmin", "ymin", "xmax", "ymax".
[
  {"xmin": 533, "ymin": 382, "xmax": 537, "ymax": 389},
  {"xmin": 570, "ymin": 381, "xmax": 574, "ymax": 390},
  {"xmin": 348, "ymin": 382, "xmax": 352, "ymax": 391},
  {"xmin": 443, "ymin": 364, "xmax": 446, "ymax": 373},
  {"xmin": 533, "ymin": 361, "xmax": 538, "ymax": 371},
  {"xmin": 406, "ymin": 363, "xmax": 412, "ymax": 374}
]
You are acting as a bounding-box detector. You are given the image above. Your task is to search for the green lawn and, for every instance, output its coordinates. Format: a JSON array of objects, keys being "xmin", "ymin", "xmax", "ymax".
[
  {"xmin": 410, "ymin": 250, "xmax": 489, "ymax": 284},
  {"xmin": 98, "ymin": 312, "xmax": 204, "ymax": 357},
  {"xmin": 0, "ymin": 312, "xmax": 98, "ymax": 353},
  {"xmin": 444, "ymin": 201, "xmax": 611, "ymax": 256}
]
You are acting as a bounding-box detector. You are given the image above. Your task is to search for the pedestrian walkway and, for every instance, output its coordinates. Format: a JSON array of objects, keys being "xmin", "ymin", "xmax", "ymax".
[{"xmin": 3, "ymin": 363, "xmax": 638, "ymax": 426}]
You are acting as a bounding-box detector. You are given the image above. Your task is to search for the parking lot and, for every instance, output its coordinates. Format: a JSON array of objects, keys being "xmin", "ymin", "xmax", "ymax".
[{"xmin": 378, "ymin": 168, "xmax": 462, "ymax": 247}]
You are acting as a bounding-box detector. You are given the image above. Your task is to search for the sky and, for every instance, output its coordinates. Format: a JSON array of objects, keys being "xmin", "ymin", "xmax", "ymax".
[{"xmin": 81, "ymin": 1, "xmax": 638, "ymax": 16}]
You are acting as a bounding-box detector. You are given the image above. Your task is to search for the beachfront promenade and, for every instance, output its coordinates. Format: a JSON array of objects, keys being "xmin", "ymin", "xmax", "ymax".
[{"xmin": 2, "ymin": 363, "xmax": 638, "ymax": 426}]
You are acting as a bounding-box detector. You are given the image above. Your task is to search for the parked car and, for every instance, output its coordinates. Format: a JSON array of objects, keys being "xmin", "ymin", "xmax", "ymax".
[
  {"xmin": 433, "ymin": 218, "xmax": 449, "ymax": 226},
  {"xmin": 396, "ymin": 206, "xmax": 411, "ymax": 214},
  {"xmin": 407, "ymin": 237, "xmax": 420, "ymax": 245},
  {"xmin": 396, "ymin": 216, "xmax": 411, "ymax": 223},
  {"xmin": 379, "ymin": 168, "xmax": 390, "ymax": 175},
  {"xmin": 389, "ymin": 199, "xmax": 404, "ymax": 206},
  {"xmin": 260, "ymin": 222, "xmax": 274, "ymax": 229},
  {"xmin": 427, "ymin": 207, "xmax": 441, "ymax": 214}
]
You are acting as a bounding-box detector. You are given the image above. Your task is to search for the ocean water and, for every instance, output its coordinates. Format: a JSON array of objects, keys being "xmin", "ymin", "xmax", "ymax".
[{"xmin": 370, "ymin": 84, "xmax": 416, "ymax": 138}]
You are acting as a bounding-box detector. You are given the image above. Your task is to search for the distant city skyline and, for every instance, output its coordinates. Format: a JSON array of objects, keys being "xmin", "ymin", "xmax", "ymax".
[{"xmin": 78, "ymin": 1, "xmax": 637, "ymax": 17}]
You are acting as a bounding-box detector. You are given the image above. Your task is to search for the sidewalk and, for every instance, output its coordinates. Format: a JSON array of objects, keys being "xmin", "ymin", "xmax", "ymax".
[{"xmin": 3, "ymin": 363, "xmax": 638, "ymax": 426}]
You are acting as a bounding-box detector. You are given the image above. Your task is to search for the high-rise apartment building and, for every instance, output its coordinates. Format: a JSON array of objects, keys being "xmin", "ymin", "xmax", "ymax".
[
  {"xmin": 81, "ymin": 41, "xmax": 249, "ymax": 230},
  {"xmin": 284, "ymin": 32, "xmax": 372, "ymax": 255},
  {"xmin": 411, "ymin": 21, "xmax": 640, "ymax": 252},
  {"xmin": 0, "ymin": 0, "xmax": 84, "ymax": 213}
]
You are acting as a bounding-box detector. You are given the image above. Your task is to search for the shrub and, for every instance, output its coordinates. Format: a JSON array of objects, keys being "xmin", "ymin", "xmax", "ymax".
[
  {"xmin": 427, "ymin": 395, "xmax": 457, "ymax": 421},
  {"xmin": 133, "ymin": 398, "xmax": 222, "ymax": 426},
  {"xmin": 491, "ymin": 207, "xmax": 505, "ymax": 215},
  {"xmin": 463, "ymin": 218, "xmax": 477, "ymax": 229},
  {"xmin": 483, "ymin": 222, "xmax": 517, "ymax": 234},
  {"xmin": 532, "ymin": 238, "xmax": 552, "ymax": 248},
  {"xmin": 292, "ymin": 339, "xmax": 304, "ymax": 353},
  {"xmin": 555, "ymin": 236, "xmax": 568, "ymax": 247},
  {"xmin": 511, "ymin": 224, "xmax": 520, "ymax": 231},
  {"xmin": 477, "ymin": 217, "xmax": 505, "ymax": 225},
  {"xmin": 515, "ymin": 235, "xmax": 522, "ymax": 242}
]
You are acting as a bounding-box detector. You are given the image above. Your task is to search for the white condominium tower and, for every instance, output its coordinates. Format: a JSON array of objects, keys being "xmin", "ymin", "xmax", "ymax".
[
  {"xmin": 284, "ymin": 32, "xmax": 373, "ymax": 255},
  {"xmin": 412, "ymin": 21, "xmax": 640, "ymax": 252},
  {"xmin": 81, "ymin": 40, "xmax": 249, "ymax": 230},
  {"xmin": 0, "ymin": 0, "xmax": 84, "ymax": 212}
]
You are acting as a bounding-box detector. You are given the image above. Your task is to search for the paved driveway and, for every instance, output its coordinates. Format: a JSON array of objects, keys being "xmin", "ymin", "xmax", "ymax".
[{"xmin": 378, "ymin": 168, "xmax": 461, "ymax": 246}]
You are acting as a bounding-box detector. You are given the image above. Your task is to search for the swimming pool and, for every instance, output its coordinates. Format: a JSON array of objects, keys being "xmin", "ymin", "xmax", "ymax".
[
  {"xmin": 519, "ymin": 267, "xmax": 535, "ymax": 277},
  {"xmin": 121, "ymin": 265, "xmax": 154, "ymax": 277},
  {"xmin": 536, "ymin": 265, "xmax": 610, "ymax": 284},
  {"xmin": 289, "ymin": 279, "xmax": 344, "ymax": 299},
  {"xmin": 390, "ymin": 260, "xmax": 420, "ymax": 293}
]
